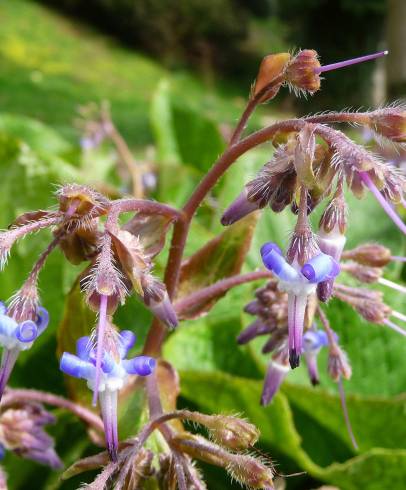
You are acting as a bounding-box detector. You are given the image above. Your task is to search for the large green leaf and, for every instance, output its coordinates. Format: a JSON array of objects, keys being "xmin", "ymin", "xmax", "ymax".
[
  {"xmin": 0, "ymin": 113, "xmax": 72, "ymax": 155},
  {"xmin": 164, "ymin": 284, "xmax": 262, "ymax": 378},
  {"xmin": 150, "ymin": 79, "xmax": 225, "ymax": 173},
  {"xmin": 176, "ymin": 214, "xmax": 258, "ymax": 318},
  {"xmin": 284, "ymin": 383, "xmax": 406, "ymax": 453},
  {"xmin": 179, "ymin": 370, "xmax": 406, "ymax": 490}
]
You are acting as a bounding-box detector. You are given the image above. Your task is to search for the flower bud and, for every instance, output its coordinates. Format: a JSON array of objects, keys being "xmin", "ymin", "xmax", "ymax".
[
  {"xmin": 342, "ymin": 263, "xmax": 382, "ymax": 283},
  {"xmin": 0, "ymin": 402, "xmax": 62, "ymax": 469},
  {"xmin": 285, "ymin": 49, "xmax": 321, "ymax": 94},
  {"xmin": 341, "ymin": 244, "xmax": 391, "ymax": 267},
  {"xmin": 188, "ymin": 413, "xmax": 260, "ymax": 451},
  {"xmin": 237, "ymin": 320, "xmax": 272, "ymax": 344},
  {"xmin": 221, "ymin": 188, "xmax": 261, "ymax": 226},
  {"xmin": 355, "ymin": 298, "xmax": 392, "ymax": 324},
  {"xmin": 328, "ymin": 345, "xmax": 352, "ymax": 382},
  {"xmin": 261, "ymin": 355, "xmax": 289, "ymax": 406},
  {"xmin": 369, "ymin": 107, "xmax": 406, "ymax": 143},
  {"xmin": 254, "ymin": 53, "xmax": 291, "ymax": 102},
  {"xmin": 171, "ymin": 434, "xmax": 274, "ymax": 489},
  {"xmin": 227, "ymin": 454, "xmax": 275, "ymax": 489},
  {"xmin": 57, "ymin": 184, "xmax": 108, "ymax": 217}
]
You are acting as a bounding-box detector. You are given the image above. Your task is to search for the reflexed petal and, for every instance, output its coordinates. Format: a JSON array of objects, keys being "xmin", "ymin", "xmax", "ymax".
[
  {"xmin": 261, "ymin": 361, "xmax": 289, "ymax": 406},
  {"xmin": 60, "ymin": 352, "xmax": 95, "ymax": 380},
  {"xmin": 118, "ymin": 330, "xmax": 136, "ymax": 359},
  {"xmin": 301, "ymin": 253, "xmax": 340, "ymax": 283},
  {"xmin": 76, "ymin": 336, "xmax": 91, "ymax": 360},
  {"xmin": 262, "ymin": 249, "xmax": 299, "ymax": 282},
  {"xmin": 260, "ymin": 242, "xmax": 282, "ymax": 259},
  {"xmin": 15, "ymin": 321, "xmax": 38, "ymax": 343},
  {"xmin": 35, "ymin": 307, "xmax": 49, "ymax": 335},
  {"xmin": 123, "ymin": 356, "xmax": 156, "ymax": 376},
  {"xmin": 0, "ymin": 302, "xmax": 6, "ymax": 315}
]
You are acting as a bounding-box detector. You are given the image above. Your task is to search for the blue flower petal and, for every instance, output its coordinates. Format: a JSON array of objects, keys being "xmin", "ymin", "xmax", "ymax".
[{"xmin": 123, "ymin": 356, "xmax": 156, "ymax": 376}]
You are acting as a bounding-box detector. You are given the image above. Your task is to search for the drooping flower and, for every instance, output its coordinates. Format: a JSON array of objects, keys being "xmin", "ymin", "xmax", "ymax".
[
  {"xmin": 302, "ymin": 328, "xmax": 330, "ymax": 386},
  {"xmin": 261, "ymin": 241, "xmax": 339, "ymax": 368},
  {"xmin": 0, "ymin": 301, "xmax": 49, "ymax": 400},
  {"xmin": 0, "ymin": 400, "xmax": 61, "ymax": 469},
  {"xmin": 238, "ymin": 279, "xmax": 332, "ymax": 404},
  {"xmin": 60, "ymin": 329, "xmax": 155, "ymax": 460}
]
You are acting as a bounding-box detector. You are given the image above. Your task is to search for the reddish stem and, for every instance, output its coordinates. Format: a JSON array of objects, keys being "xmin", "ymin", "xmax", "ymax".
[
  {"xmin": 2, "ymin": 388, "xmax": 104, "ymax": 431},
  {"xmin": 174, "ymin": 270, "xmax": 272, "ymax": 318}
]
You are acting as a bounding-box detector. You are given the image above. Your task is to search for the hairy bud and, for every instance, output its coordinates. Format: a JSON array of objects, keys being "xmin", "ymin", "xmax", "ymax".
[
  {"xmin": 188, "ymin": 413, "xmax": 260, "ymax": 451},
  {"xmin": 342, "ymin": 263, "xmax": 382, "ymax": 284},
  {"xmin": 0, "ymin": 401, "xmax": 61, "ymax": 469},
  {"xmin": 254, "ymin": 53, "xmax": 291, "ymax": 102},
  {"xmin": 328, "ymin": 345, "xmax": 352, "ymax": 382},
  {"xmin": 341, "ymin": 243, "xmax": 391, "ymax": 267},
  {"xmin": 171, "ymin": 434, "xmax": 274, "ymax": 489},
  {"xmin": 57, "ymin": 184, "xmax": 108, "ymax": 217},
  {"xmin": 369, "ymin": 106, "xmax": 406, "ymax": 143},
  {"xmin": 285, "ymin": 49, "xmax": 321, "ymax": 95}
]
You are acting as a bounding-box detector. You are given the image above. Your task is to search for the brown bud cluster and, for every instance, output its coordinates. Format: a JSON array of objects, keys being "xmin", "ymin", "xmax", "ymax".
[
  {"xmin": 369, "ymin": 106, "xmax": 406, "ymax": 143},
  {"xmin": 285, "ymin": 49, "xmax": 321, "ymax": 95},
  {"xmin": 57, "ymin": 183, "xmax": 108, "ymax": 218},
  {"xmin": 171, "ymin": 434, "xmax": 274, "ymax": 489},
  {"xmin": 334, "ymin": 285, "xmax": 392, "ymax": 324}
]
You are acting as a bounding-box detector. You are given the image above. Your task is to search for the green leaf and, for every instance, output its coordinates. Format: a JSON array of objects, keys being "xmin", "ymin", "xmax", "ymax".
[
  {"xmin": 179, "ymin": 370, "xmax": 320, "ymax": 475},
  {"xmin": 321, "ymin": 448, "xmax": 406, "ymax": 490},
  {"xmin": 164, "ymin": 284, "xmax": 262, "ymax": 378},
  {"xmin": 179, "ymin": 370, "xmax": 406, "ymax": 490},
  {"xmin": 176, "ymin": 214, "xmax": 259, "ymax": 318},
  {"xmin": 150, "ymin": 79, "xmax": 225, "ymax": 173},
  {"xmin": 284, "ymin": 382, "xmax": 406, "ymax": 455},
  {"xmin": 150, "ymin": 79, "xmax": 182, "ymax": 165},
  {"xmin": 0, "ymin": 113, "xmax": 72, "ymax": 155}
]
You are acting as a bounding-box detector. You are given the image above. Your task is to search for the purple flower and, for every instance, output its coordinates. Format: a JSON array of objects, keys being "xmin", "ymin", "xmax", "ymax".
[
  {"xmin": 0, "ymin": 401, "xmax": 61, "ymax": 469},
  {"xmin": 261, "ymin": 243, "xmax": 339, "ymax": 368},
  {"xmin": 303, "ymin": 329, "xmax": 330, "ymax": 385},
  {"xmin": 60, "ymin": 329, "xmax": 155, "ymax": 460},
  {"xmin": 0, "ymin": 302, "xmax": 49, "ymax": 400}
]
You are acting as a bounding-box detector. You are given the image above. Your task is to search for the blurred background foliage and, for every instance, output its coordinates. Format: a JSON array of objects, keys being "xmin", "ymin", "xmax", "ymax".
[{"xmin": 0, "ymin": 0, "xmax": 405, "ymax": 489}]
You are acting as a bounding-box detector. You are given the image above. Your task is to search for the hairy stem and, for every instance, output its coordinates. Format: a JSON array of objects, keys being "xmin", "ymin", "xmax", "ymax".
[
  {"xmin": 229, "ymin": 74, "xmax": 285, "ymax": 146},
  {"xmin": 174, "ymin": 270, "xmax": 272, "ymax": 317},
  {"xmin": 1, "ymin": 388, "xmax": 104, "ymax": 431}
]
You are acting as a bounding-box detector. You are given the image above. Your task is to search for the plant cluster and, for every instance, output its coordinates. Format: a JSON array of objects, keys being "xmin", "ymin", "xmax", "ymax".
[{"xmin": 0, "ymin": 48, "xmax": 405, "ymax": 489}]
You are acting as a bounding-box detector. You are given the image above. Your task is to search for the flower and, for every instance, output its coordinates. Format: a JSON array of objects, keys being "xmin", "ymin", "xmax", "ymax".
[
  {"xmin": 0, "ymin": 302, "xmax": 49, "ymax": 399},
  {"xmin": 60, "ymin": 329, "xmax": 155, "ymax": 460},
  {"xmin": 261, "ymin": 241, "xmax": 339, "ymax": 368},
  {"xmin": 0, "ymin": 401, "xmax": 61, "ymax": 469},
  {"xmin": 303, "ymin": 328, "xmax": 329, "ymax": 385}
]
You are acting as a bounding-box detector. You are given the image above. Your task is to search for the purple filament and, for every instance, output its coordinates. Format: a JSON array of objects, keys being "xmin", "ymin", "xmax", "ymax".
[
  {"xmin": 359, "ymin": 172, "xmax": 406, "ymax": 235},
  {"xmin": 93, "ymin": 294, "xmax": 108, "ymax": 407},
  {"xmin": 315, "ymin": 50, "xmax": 388, "ymax": 74}
]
